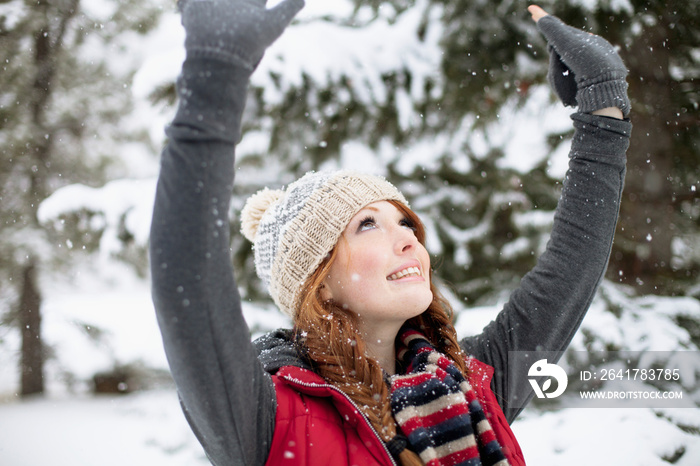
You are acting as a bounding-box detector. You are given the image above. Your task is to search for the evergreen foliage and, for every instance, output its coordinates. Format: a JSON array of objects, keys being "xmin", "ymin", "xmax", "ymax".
[
  {"xmin": 226, "ymin": 0, "xmax": 699, "ymax": 305},
  {"xmin": 0, "ymin": 0, "xmax": 162, "ymax": 395}
]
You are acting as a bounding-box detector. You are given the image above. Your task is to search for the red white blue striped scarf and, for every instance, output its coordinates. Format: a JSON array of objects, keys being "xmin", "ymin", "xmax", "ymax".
[{"xmin": 389, "ymin": 327, "xmax": 509, "ymax": 466}]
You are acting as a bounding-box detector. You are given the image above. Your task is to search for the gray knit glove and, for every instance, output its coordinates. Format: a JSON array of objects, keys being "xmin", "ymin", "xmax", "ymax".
[
  {"xmin": 179, "ymin": 0, "xmax": 305, "ymax": 71},
  {"xmin": 537, "ymin": 15, "xmax": 631, "ymax": 116}
]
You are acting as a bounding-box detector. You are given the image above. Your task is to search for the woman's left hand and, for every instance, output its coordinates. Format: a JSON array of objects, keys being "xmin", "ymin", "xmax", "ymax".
[{"xmin": 528, "ymin": 4, "xmax": 630, "ymax": 118}]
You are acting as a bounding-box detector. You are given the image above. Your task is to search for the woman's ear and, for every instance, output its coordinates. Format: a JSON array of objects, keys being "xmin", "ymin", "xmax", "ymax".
[{"xmin": 319, "ymin": 282, "xmax": 332, "ymax": 302}]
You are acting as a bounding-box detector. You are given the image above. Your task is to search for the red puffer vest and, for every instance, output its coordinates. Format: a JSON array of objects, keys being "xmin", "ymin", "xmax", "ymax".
[{"xmin": 265, "ymin": 359, "xmax": 526, "ymax": 465}]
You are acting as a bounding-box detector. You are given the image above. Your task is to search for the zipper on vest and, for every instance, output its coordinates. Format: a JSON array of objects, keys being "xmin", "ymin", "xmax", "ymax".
[{"xmin": 280, "ymin": 375, "xmax": 398, "ymax": 466}]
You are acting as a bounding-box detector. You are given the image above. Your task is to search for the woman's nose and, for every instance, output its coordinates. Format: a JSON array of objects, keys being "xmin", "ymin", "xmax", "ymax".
[{"xmin": 394, "ymin": 225, "xmax": 417, "ymax": 254}]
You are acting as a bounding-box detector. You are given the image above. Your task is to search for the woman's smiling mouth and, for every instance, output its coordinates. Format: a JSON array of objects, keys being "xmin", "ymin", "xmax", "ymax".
[{"xmin": 387, "ymin": 266, "xmax": 422, "ymax": 281}]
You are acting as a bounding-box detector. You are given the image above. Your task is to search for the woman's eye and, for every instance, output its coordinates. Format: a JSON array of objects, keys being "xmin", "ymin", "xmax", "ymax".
[
  {"xmin": 400, "ymin": 218, "xmax": 417, "ymax": 231},
  {"xmin": 358, "ymin": 217, "xmax": 377, "ymax": 231}
]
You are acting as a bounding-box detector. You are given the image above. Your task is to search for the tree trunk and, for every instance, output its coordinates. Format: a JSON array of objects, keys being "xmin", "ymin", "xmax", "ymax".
[
  {"xmin": 20, "ymin": 262, "xmax": 44, "ymax": 396},
  {"xmin": 613, "ymin": 19, "xmax": 677, "ymax": 293},
  {"xmin": 14, "ymin": 0, "xmax": 79, "ymax": 396}
]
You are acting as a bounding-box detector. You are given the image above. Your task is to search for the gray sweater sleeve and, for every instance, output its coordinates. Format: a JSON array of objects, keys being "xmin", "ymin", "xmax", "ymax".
[
  {"xmin": 149, "ymin": 56, "xmax": 276, "ymax": 466},
  {"xmin": 460, "ymin": 113, "xmax": 631, "ymax": 422}
]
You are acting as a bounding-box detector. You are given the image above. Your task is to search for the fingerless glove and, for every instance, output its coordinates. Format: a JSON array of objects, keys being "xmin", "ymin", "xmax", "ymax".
[{"xmin": 537, "ymin": 15, "xmax": 631, "ymax": 117}]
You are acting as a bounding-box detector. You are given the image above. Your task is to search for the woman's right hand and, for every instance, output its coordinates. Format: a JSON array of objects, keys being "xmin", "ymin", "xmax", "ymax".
[{"xmin": 179, "ymin": 0, "xmax": 305, "ymax": 70}]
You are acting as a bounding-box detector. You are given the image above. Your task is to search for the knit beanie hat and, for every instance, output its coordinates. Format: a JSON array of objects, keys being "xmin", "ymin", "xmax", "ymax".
[{"xmin": 241, "ymin": 170, "xmax": 408, "ymax": 318}]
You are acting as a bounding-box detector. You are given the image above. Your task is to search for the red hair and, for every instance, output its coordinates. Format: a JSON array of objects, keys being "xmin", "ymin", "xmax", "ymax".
[{"xmin": 293, "ymin": 200, "xmax": 467, "ymax": 466}]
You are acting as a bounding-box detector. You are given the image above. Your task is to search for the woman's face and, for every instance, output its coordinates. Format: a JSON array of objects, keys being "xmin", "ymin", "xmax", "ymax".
[{"xmin": 321, "ymin": 201, "xmax": 433, "ymax": 332}]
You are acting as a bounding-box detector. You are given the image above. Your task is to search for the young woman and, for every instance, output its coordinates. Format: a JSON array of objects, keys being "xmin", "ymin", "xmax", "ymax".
[{"xmin": 150, "ymin": 1, "xmax": 631, "ymax": 465}]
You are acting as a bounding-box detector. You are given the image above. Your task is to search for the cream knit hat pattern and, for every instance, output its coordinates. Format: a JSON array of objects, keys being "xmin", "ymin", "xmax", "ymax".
[{"xmin": 241, "ymin": 170, "xmax": 408, "ymax": 318}]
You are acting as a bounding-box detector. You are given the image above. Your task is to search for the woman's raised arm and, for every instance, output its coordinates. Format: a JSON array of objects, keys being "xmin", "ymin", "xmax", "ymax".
[
  {"xmin": 149, "ymin": 1, "xmax": 304, "ymax": 465},
  {"xmin": 461, "ymin": 6, "xmax": 632, "ymax": 422}
]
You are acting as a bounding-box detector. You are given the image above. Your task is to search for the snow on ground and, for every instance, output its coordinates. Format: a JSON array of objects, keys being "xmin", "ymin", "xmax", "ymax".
[
  {"xmin": 514, "ymin": 407, "xmax": 700, "ymax": 465},
  {"xmin": 0, "ymin": 390, "xmax": 209, "ymax": 466}
]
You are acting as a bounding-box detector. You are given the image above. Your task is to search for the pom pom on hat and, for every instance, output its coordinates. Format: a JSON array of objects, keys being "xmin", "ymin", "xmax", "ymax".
[{"xmin": 241, "ymin": 187, "xmax": 283, "ymax": 242}]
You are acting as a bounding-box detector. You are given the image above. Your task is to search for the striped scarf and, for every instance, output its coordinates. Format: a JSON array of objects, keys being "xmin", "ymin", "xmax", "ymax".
[{"xmin": 389, "ymin": 327, "xmax": 509, "ymax": 466}]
